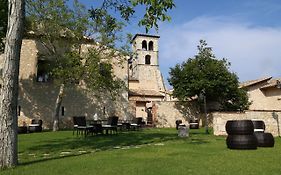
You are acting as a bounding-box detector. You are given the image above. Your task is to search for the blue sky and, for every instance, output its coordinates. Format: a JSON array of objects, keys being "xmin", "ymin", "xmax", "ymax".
[{"xmin": 80, "ymin": 0, "xmax": 281, "ymax": 88}]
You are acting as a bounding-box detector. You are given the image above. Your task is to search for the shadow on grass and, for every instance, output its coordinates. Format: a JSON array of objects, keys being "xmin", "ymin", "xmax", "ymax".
[
  {"xmin": 19, "ymin": 152, "xmax": 88, "ymax": 166},
  {"xmin": 19, "ymin": 128, "xmax": 211, "ymax": 166},
  {"xmin": 188, "ymin": 138, "xmax": 209, "ymax": 145}
]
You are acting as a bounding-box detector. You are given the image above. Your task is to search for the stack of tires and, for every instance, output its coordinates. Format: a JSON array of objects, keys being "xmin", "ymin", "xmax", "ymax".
[
  {"xmin": 226, "ymin": 120, "xmax": 257, "ymax": 149},
  {"xmin": 252, "ymin": 120, "xmax": 274, "ymax": 147},
  {"xmin": 189, "ymin": 119, "xmax": 199, "ymax": 129}
]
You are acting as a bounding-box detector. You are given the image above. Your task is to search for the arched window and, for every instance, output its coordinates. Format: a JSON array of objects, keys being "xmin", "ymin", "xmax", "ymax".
[
  {"xmin": 142, "ymin": 40, "xmax": 147, "ymax": 50},
  {"xmin": 145, "ymin": 55, "xmax": 151, "ymax": 65},
  {"xmin": 148, "ymin": 41, "xmax": 153, "ymax": 51}
]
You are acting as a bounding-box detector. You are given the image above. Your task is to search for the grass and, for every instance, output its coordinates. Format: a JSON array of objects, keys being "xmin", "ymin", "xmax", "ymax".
[{"xmin": 2, "ymin": 128, "xmax": 281, "ymax": 175}]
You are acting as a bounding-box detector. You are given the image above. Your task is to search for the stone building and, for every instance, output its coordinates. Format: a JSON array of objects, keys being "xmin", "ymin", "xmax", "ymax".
[
  {"xmin": 239, "ymin": 76, "xmax": 281, "ymax": 111},
  {"xmin": 0, "ymin": 33, "xmax": 195, "ymax": 129},
  {"xmin": 128, "ymin": 34, "xmax": 167, "ymax": 125},
  {"xmin": 213, "ymin": 76, "xmax": 281, "ymax": 136},
  {"xmin": 0, "ymin": 35, "xmax": 130, "ymax": 129}
]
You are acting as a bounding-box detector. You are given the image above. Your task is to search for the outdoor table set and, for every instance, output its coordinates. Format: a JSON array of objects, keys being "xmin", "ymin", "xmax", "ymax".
[
  {"xmin": 18, "ymin": 119, "xmax": 43, "ymax": 134},
  {"xmin": 72, "ymin": 116, "xmax": 144, "ymax": 137}
]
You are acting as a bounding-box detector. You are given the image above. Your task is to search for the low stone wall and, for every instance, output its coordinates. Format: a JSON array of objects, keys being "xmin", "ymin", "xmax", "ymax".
[
  {"xmin": 153, "ymin": 101, "xmax": 198, "ymax": 128},
  {"xmin": 212, "ymin": 111, "xmax": 281, "ymax": 137}
]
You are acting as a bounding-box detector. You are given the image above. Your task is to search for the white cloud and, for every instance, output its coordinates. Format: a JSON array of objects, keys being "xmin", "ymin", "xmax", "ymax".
[{"xmin": 158, "ymin": 16, "xmax": 281, "ymax": 85}]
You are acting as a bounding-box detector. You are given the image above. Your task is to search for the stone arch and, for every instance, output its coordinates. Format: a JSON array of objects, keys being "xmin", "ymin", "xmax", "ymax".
[
  {"xmin": 142, "ymin": 40, "xmax": 147, "ymax": 50},
  {"xmin": 145, "ymin": 55, "xmax": 151, "ymax": 65},
  {"xmin": 148, "ymin": 41, "xmax": 154, "ymax": 51}
]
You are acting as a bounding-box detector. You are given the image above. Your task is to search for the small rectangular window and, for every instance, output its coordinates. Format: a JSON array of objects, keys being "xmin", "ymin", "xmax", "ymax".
[
  {"xmin": 99, "ymin": 63, "xmax": 112, "ymax": 77},
  {"xmin": 145, "ymin": 55, "xmax": 151, "ymax": 65},
  {"xmin": 37, "ymin": 60, "xmax": 51, "ymax": 82}
]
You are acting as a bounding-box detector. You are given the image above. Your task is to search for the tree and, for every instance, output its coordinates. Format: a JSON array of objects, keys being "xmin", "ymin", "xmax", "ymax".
[
  {"xmin": 0, "ymin": 0, "xmax": 25, "ymax": 169},
  {"xmin": 88, "ymin": 0, "xmax": 175, "ymax": 32},
  {"xmin": 0, "ymin": 0, "xmax": 8, "ymax": 53},
  {"xmin": 26, "ymin": 0, "xmax": 175, "ymax": 131},
  {"xmin": 168, "ymin": 40, "xmax": 250, "ymax": 111},
  {"xmin": 0, "ymin": 0, "xmax": 174, "ymax": 169}
]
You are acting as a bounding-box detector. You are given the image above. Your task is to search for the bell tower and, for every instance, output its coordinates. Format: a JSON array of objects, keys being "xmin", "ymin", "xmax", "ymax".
[
  {"xmin": 129, "ymin": 34, "xmax": 160, "ymax": 80},
  {"xmin": 128, "ymin": 34, "xmax": 166, "ymax": 123},
  {"xmin": 132, "ymin": 34, "xmax": 160, "ymax": 66},
  {"xmin": 129, "ymin": 34, "xmax": 165, "ymax": 92}
]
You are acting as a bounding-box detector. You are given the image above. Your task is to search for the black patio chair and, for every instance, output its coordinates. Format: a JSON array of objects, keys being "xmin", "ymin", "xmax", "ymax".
[
  {"xmin": 102, "ymin": 116, "xmax": 119, "ymax": 134},
  {"xmin": 72, "ymin": 116, "xmax": 93, "ymax": 136},
  {"xmin": 29, "ymin": 119, "xmax": 43, "ymax": 133},
  {"xmin": 92, "ymin": 123, "xmax": 103, "ymax": 135},
  {"xmin": 130, "ymin": 117, "xmax": 143, "ymax": 130}
]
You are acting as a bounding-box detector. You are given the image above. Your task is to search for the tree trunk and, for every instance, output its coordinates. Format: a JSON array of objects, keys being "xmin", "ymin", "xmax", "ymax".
[
  {"xmin": 53, "ymin": 84, "xmax": 64, "ymax": 131},
  {"xmin": 0, "ymin": 0, "xmax": 25, "ymax": 169}
]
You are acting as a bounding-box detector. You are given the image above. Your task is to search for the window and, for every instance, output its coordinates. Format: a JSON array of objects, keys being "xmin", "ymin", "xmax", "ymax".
[
  {"xmin": 37, "ymin": 60, "xmax": 51, "ymax": 82},
  {"xmin": 145, "ymin": 55, "xmax": 151, "ymax": 65},
  {"xmin": 99, "ymin": 63, "xmax": 112, "ymax": 77},
  {"xmin": 142, "ymin": 40, "xmax": 147, "ymax": 50},
  {"xmin": 148, "ymin": 41, "xmax": 153, "ymax": 51}
]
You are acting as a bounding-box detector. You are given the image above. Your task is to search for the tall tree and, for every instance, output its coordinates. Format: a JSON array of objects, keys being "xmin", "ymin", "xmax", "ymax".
[
  {"xmin": 26, "ymin": 0, "xmax": 93, "ymax": 131},
  {"xmin": 0, "ymin": 0, "xmax": 174, "ymax": 169},
  {"xmin": 0, "ymin": 0, "xmax": 25, "ymax": 169},
  {"xmin": 26, "ymin": 0, "xmax": 175, "ymax": 131},
  {"xmin": 169, "ymin": 40, "xmax": 250, "ymax": 111},
  {"xmin": 0, "ymin": 0, "xmax": 8, "ymax": 53}
]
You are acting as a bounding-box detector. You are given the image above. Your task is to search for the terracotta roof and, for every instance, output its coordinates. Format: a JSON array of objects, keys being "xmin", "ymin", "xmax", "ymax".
[
  {"xmin": 129, "ymin": 89, "xmax": 165, "ymax": 97},
  {"xmin": 129, "ymin": 77, "xmax": 139, "ymax": 81},
  {"xmin": 132, "ymin": 34, "xmax": 160, "ymax": 41},
  {"xmin": 260, "ymin": 78, "xmax": 281, "ymax": 90},
  {"xmin": 239, "ymin": 76, "xmax": 272, "ymax": 88},
  {"xmin": 129, "ymin": 97, "xmax": 156, "ymax": 102}
]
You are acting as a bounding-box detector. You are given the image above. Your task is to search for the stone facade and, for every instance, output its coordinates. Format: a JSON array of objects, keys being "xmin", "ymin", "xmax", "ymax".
[
  {"xmin": 1, "ymin": 37, "xmax": 130, "ymax": 129},
  {"xmin": 152, "ymin": 101, "xmax": 199, "ymax": 128},
  {"xmin": 212, "ymin": 111, "xmax": 281, "ymax": 136},
  {"xmin": 211, "ymin": 77, "xmax": 281, "ymax": 137},
  {"xmin": 128, "ymin": 34, "xmax": 166, "ymax": 123},
  {"xmin": 129, "ymin": 34, "xmax": 165, "ymax": 92},
  {"xmin": 240, "ymin": 77, "xmax": 281, "ymax": 111},
  {"xmin": 0, "ymin": 34, "xmax": 201, "ymax": 129}
]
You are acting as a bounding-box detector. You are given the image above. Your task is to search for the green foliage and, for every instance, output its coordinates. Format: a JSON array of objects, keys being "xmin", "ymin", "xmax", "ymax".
[
  {"xmin": 51, "ymin": 51, "xmax": 83, "ymax": 85},
  {"xmin": 26, "ymin": 0, "xmax": 89, "ymax": 40},
  {"xmin": 26, "ymin": 0, "xmax": 124, "ymax": 96},
  {"xmin": 169, "ymin": 40, "xmax": 250, "ymax": 111},
  {"xmin": 26, "ymin": 0, "xmax": 175, "ymax": 98},
  {"xmin": 0, "ymin": 0, "xmax": 8, "ymax": 53},
  {"xmin": 89, "ymin": 0, "xmax": 175, "ymax": 33},
  {"xmin": 81, "ymin": 49, "xmax": 125, "ymax": 96},
  {"xmin": 132, "ymin": 0, "xmax": 175, "ymax": 32},
  {"xmin": 49, "ymin": 48, "xmax": 125, "ymax": 97}
]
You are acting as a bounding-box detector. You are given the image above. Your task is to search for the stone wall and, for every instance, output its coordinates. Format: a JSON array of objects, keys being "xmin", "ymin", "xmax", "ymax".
[
  {"xmin": 246, "ymin": 83, "xmax": 281, "ymax": 111},
  {"xmin": 10, "ymin": 38, "xmax": 131, "ymax": 129},
  {"xmin": 18, "ymin": 81, "xmax": 130, "ymax": 129},
  {"xmin": 132, "ymin": 35, "xmax": 159, "ymax": 66},
  {"xmin": 212, "ymin": 111, "xmax": 281, "ymax": 136},
  {"xmin": 153, "ymin": 101, "xmax": 199, "ymax": 128}
]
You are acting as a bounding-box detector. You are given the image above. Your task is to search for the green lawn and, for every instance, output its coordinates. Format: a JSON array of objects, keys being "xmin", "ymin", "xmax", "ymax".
[{"xmin": 2, "ymin": 128, "xmax": 281, "ymax": 175}]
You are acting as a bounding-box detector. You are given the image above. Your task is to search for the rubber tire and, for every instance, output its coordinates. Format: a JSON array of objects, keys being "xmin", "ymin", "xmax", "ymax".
[
  {"xmin": 252, "ymin": 120, "xmax": 265, "ymax": 131},
  {"xmin": 226, "ymin": 120, "xmax": 254, "ymax": 135},
  {"xmin": 254, "ymin": 132, "xmax": 275, "ymax": 147},
  {"xmin": 226, "ymin": 135, "xmax": 257, "ymax": 150}
]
